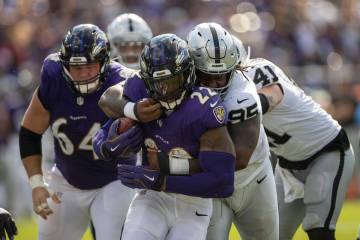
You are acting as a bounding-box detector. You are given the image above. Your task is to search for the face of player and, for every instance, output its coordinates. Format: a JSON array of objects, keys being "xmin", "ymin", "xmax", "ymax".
[
  {"xmin": 196, "ymin": 69, "xmax": 228, "ymax": 88},
  {"xmin": 69, "ymin": 63, "xmax": 100, "ymax": 82},
  {"xmin": 115, "ymin": 42, "xmax": 144, "ymax": 64},
  {"xmin": 153, "ymin": 73, "xmax": 186, "ymax": 101}
]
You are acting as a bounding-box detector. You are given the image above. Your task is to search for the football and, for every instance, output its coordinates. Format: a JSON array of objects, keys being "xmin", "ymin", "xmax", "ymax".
[{"xmin": 117, "ymin": 117, "xmax": 136, "ymax": 134}]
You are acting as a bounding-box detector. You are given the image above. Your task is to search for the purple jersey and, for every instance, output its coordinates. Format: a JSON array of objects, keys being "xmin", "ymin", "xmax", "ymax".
[
  {"xmin": 38, "ymin": 53, "xmax": 129, "ymax": 189},
  {"xmin": 123, "ymin": 77, "xmax": 227, "ymax": 160}
]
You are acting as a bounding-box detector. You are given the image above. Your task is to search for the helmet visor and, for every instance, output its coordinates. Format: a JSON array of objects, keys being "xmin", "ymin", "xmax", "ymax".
[{"xmin": 144, "ymin": 65, "xmax": 192, "ymax": 102}]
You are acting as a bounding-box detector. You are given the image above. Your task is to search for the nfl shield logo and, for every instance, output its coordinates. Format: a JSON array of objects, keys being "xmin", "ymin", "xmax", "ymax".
[{"xmin": 77, "ymin": 97, "xmax": 84, "ymax": 106}]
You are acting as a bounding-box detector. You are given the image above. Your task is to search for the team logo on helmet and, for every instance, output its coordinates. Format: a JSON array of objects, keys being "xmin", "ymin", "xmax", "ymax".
[{"xmin": 213, "ymin": 105, "xmax": 226, "ymax": 124}]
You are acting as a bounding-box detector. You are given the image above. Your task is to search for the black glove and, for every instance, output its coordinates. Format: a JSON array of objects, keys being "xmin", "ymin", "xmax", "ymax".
[{"xmin": 0, "ymin": 208, "xmax": 18, "ymax": 240}]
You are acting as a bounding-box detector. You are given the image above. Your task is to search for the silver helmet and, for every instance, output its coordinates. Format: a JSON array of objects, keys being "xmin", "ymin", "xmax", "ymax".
[
  {"xmin": 107, "ymin": 13, "xmax": 153, "ymax": 69},
  {"xmin": 187, "ymin": 22, "xmax": 238, "ymax": 97},
  {"xmin": 232, "ymin": 35, "xmax": 250, "ymax": 67}
]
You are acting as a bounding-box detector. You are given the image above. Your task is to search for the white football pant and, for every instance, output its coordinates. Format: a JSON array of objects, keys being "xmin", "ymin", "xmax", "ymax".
[{"xmin": 38, "ymin": 166, "xmax": 134, "ymax": 240}]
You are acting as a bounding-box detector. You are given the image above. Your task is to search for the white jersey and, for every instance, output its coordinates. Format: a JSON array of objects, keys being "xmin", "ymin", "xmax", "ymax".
[
  {"xmin": 245, "ymin": 58, "xmax": 341, "ymax": 161},
  {"xmin": 222, "ymin": 71, "xmax": 270, "ymax": 186}
]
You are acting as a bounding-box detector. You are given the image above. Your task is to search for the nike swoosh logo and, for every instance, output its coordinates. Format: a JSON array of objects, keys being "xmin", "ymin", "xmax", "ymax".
[
  {"xmin": 210, "ymin": 100, "xmax": 219, "ymax": 108},
  {"xmin": 110, "ymin": 144, "xmax": 122, "ymax": 152},
  {"xmin": 144, "ymin": 175, "xmax": 154, "ymax": 181},
  {"xmin": 257, "ymin": 174, "xmax": 267, "ymax": 184},
  {"xmin": 237, "ymin": 98, "xmax": 249, "ymax": 104},
  {"xmin": 195, "ymin": 211, "xmax": 208, "ymax": 217}
]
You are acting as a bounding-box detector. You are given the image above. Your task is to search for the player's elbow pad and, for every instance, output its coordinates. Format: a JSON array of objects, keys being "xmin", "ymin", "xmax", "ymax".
[
  {"xmin": 199, "ymin": 151, "xmax": 235, "ymax": 195},
  {"xmin": 19, "ymin": 126, "xmax": 42, "ymax": 159}
]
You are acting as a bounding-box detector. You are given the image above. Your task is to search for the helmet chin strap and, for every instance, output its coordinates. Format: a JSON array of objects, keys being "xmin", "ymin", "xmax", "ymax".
[
  {"xmin": 159, "ymin": 90, "xmax": 187, "ymax": 111},
  {"xmin": 63, "ymin": 66, "xmax": 101, "ymax": 95}
]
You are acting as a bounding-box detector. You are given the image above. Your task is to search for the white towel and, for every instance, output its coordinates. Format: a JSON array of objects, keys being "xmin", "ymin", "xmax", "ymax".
[{"xmin": 276, "ymin": 165, "xmax": 304, "ymax": 203}]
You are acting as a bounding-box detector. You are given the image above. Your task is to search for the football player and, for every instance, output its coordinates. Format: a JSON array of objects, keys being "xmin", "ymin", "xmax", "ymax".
[
  {"xmin": 187, "ymin": 22, "xmax": 279, "ymax": 240},
  {"xmin": 97, "ymin": 24, "xmax": 279, "ymax": 240},
  {"xmin": 19, "ymin": 24, "xmax": 141, "ymax": 240},
  {"xmin": 235, "ymin": 36, "xmax": 355, "ymax": 239},
  {"xmin": 98, "ymin": 13, "xmax": 153, "ymax": 120},
  {"xmin": 0, "ymin": 208, "xmax": 17, "ymax": 240},
  {"xmin": 107, "ymin": 13, "xmax": 153, "ymax": 69},
  {"xmin": 94, "ymin": 34, "xmax": 236, "ymax": 240}
]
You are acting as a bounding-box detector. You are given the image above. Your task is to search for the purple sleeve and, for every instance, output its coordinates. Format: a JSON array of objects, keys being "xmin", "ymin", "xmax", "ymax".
[
  {"xmin": 37, "ymin": 63, "xmax": 52, "ymax": 110},
  {"xmin": 123, "ymin": 76, "xmax": 148, "ymax": 102},
  {"xmin": 37, "ymin": 55, "xmax": 62, "ymax": 111},
  {"xmin": 202, "ymin": 98, "xmax": 228, "ymax": 129},
  {"xmin": 165, "ymin": 151, "xmax": 235, "ymax": 198},
  {"xmin": 191, "ymin": 95, "xmax": 228, "ymax": 139}
]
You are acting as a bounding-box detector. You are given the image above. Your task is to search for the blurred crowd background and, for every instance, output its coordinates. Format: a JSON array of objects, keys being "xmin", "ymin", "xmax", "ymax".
[{"xmin": 0, "ymin": 0, "xmax": 359, "ymax": 218}]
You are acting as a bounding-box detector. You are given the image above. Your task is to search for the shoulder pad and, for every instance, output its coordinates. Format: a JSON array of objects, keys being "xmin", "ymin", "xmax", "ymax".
[
  {"xmin": 224, "ymin": 87, "xmax": 260, "ymax": 124},
  {"xmin": 190, "ymin": 87, "xmax": 218, "ymax": 105},
  {"xmin": 187, "ymin": 87, "xmax": 227, "ymax": 126}
]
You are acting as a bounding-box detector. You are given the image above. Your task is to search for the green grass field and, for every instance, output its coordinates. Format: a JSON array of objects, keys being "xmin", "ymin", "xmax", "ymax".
[{"xmin": 15, "ymin": 200, "xmax": 360, "ymax": 240}]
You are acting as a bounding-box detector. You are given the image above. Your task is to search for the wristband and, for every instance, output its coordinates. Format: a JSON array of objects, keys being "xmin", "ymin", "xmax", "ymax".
[
  {"xmin": 123, "ymin": 102, "xmax": 139, "ymax": 121},
  {"xmin": 29, "ymin": 174, "xmax": 46, "ymax": 189},
  {"xmin": 169, "ymin": 157, "xmax": 190, "ymax": 175}
]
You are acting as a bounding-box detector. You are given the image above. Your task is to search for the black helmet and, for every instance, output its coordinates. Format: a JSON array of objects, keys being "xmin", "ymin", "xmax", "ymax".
[
  {"xmin": 60, "ymin": 24, "xmax": 110, "ymax": 95},
  {"xmin": 140, "ymin": 34, "xmax": 196, "ymax": 110}
]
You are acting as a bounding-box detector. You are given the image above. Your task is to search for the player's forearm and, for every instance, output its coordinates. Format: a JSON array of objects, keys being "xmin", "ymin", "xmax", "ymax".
[
  {"xmin": 227, "ymin": 116, "xmax": 260, "ymax": 170},
  {"xmin": 153, "ymin": 152, "xmax": 202, "ymax": 175},
  {"xmin": 98, "ymin": 83, "xmax": 127, "ymax": 118},
  {"xmin": 22, "ymin": 155, "xmax": 43, "ymax": 178},
  {"xmin": 164, "ymin": 151, "xmax": 235, "ymax": 198},
  {"xmin": 257, "ymin": 84, "xmax": 284, "ymax": 113},
  {"xmin": 19, "ymin": 125, "xmax": 44, "ymax": 178},
  {"xmin": 99, "ymin": 96, "xmax": 128, "ymax": 119}
]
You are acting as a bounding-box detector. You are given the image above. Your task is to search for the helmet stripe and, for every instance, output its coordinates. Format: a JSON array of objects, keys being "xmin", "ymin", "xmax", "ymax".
[
  {"xmin": 128, "ymin": 17, "xmax": 134, "ymax": 32},
  {"xmin": 152, "ymin": 46, "xmax": 158, "ymax": 66},
  {"xmin": 208, "ymin": 24, "xmax": 220, "ymax": 63},
  {"xmin": 160, "ymin": 43, "xmax": 165, "ymax": 65}
]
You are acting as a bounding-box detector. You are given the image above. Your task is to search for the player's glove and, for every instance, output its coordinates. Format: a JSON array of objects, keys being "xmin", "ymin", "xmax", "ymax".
[
  {"xmin": 93, "ymin": 120, "xmax": 143, "ymax": 161},
  {"xmin": 118, "ymin": 165, "xmax": 165, "ymax": 191},
  {"xmin": 0, "ymin": 208, "xmax": 18, "ymax": 240}
]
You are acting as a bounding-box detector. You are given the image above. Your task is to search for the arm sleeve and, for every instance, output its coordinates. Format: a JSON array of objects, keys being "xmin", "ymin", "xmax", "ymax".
[
  {"xmin": 37, "ymin": 64, "xmax": 52, "ymax": 110},
  {"xmin": 123, "ymin": 76, "xmax": 148, "ymax": 102},
  {"xmin": 165, "ymin": 151, "xmax": 235, "ymax": 198},
  {"xmin": 192, "ymin": 94, "xmax": 228, "ymax": 138}
]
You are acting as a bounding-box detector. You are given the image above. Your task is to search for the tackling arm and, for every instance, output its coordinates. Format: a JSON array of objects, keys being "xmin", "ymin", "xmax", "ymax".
[
  {"xmin": 98, "ymin": 83, "xmax": 128, "ymax": 119},
  {"xmin": 257, "ymin": 84, "xmax": 284, "ymax": 113},
  {"xmin": 227, "ymin": 115, "xmax": 260, "ymax": 170},
  {"xmin": 99, "ymin": 83, "xmax": 162, "ymax": 122}
]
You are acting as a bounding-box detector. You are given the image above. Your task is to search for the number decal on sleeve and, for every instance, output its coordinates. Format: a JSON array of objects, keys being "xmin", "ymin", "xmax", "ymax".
[
  {"xmin": 264, "ymin": 128, "xmax": 291, "ymax": 147},
  {"xmin": 253, "ymin": 65, "xmax": 279, "ymax": 86},
  {"xmin": 190, "ymin": 87, "xmax": 217, "ymax": 104},
  {"xmin": 52, "ymin": 118, "xmax": 101, "ymax": 159}
]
